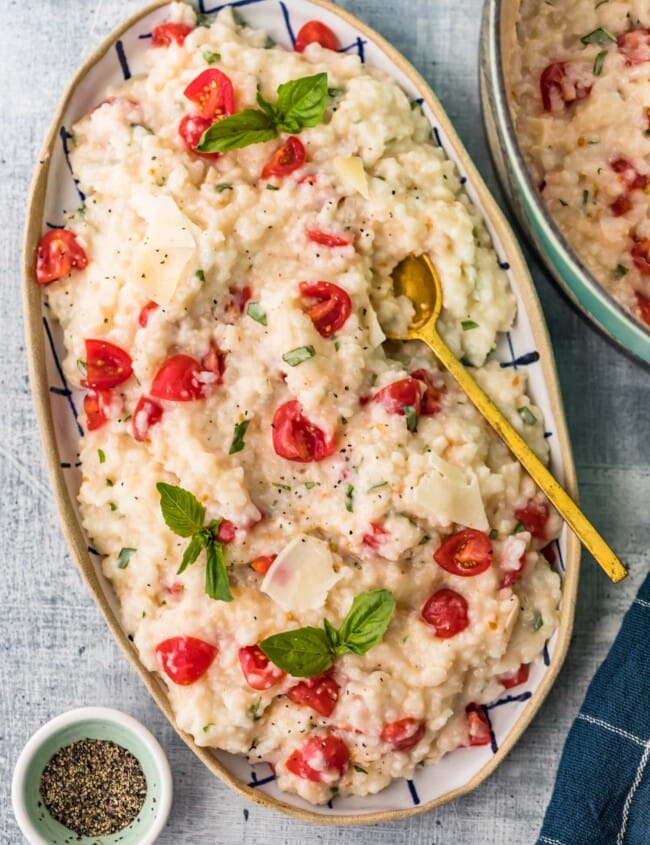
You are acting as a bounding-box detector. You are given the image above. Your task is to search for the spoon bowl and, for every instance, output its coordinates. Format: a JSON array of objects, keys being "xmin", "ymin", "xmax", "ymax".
[{"xmin": 389, "ymin": 253, "xmax": 627, "ymax": 584}]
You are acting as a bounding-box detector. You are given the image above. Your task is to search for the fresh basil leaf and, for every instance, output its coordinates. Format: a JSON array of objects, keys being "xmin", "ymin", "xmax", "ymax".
[
  {"xmin": 177, "ymin": 533, "xmax": 205, "ymax": 574},
  {"xmin": 97, "ymin": 449, "xmax": 106, "ymax": 464},
  {"xmin": 275, "ymin": 72, "xmax": 328, "ymax": 131},
  {"xmin": 256, "ymin": 89, "xmax": 279, "ymax": 119},
  {"xmin": 461, "ymin": 319, "xmax": 479, "ymax": 330},
  {"xmin": 581, "ymin": 27, "xmax": 615, "ymax": 45},
  {"xmin": 323, "ymin": 618, "xmax": 340, "ymax": 652},
  {"xmin": 517, "ymin": 406, "xmax": 537, "ymax": 425},
  {"xmin": 336, "ymin": 589, "xmax": 395, "ymax": 656},
  {"xmin": 229, "ymin": 419, "xmax": 250, "ymax": 455},
  {"xmin": 157, "ymin": 482, "xmax": 206, "ymax": 537},
  {"xmin": 246, "ymin": 301, "xmax": 267, "ymax": 325},
  {"xmin": 205, "ymin": 539, "xmax": 233, "ymax": 601},
  {"xmin": 117, "ymin": 547, "xmax": 136, "ymax": 569},
  {"xmin": 403, "ymin": 404, "xmax": 418, "ymax": 432},
  {"xmin": 198, "ymin": 109, "xmax": 278, "ymax": 153},
  {"xmin": 259, "ymin": 626, "xmax": 333, "ymax": 677},
  {"xmin": 282, "ymin": 345, "xmax": 315, "ymax": 366}
]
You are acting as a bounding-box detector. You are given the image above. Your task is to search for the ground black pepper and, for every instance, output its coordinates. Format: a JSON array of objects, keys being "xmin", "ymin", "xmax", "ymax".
[{"xmin": 39, "ymin": 738, "xmax": 147, "ymax": 837}]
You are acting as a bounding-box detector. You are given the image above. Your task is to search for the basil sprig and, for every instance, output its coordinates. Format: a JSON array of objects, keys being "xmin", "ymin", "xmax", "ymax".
[
  {"xmin": 198, "ymin": 72, "xmax": 328, "ymax": 153},
  {"xmin": 156, "ymin": 482, "xmax": 232, "ymax": 602},
  {"xmin": 259, "ymin": 589, "xmax": 395, "ymax": 677}
]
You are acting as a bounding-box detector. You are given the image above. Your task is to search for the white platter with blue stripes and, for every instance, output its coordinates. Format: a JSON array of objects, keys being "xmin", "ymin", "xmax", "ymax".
[{"xmin": 23, "ymin": 0, "xmax": 581, "ymax": 824}]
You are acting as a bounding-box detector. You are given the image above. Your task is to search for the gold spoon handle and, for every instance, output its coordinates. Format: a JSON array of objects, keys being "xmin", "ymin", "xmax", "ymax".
[{"xmin": 416, "ymin": 327, "xmax": 628, "ymax": 583}]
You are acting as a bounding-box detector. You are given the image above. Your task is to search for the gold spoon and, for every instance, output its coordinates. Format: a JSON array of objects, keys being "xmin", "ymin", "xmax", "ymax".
[{"xmin": 389, "ymin": 254, "xmax": 627, "ymax": 584}]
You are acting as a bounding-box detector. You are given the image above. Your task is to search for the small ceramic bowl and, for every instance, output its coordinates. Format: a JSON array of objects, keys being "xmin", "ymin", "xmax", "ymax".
[
  {"xmin": 480, "ymin": 0, "xmax": 650, "ymax": 365},
  {"xmin": 12, "ymin": 707, "xmax": 172, "ymax": 845}
]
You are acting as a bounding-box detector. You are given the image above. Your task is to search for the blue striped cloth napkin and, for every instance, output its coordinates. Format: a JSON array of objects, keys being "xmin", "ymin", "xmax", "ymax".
[{"xmin": 536, "ymin": 571, "xmax": 650, "ymax": 845}]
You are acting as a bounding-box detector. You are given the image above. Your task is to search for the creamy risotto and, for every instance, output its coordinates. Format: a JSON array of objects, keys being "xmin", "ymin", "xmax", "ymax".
[
  {"xmin": 512, "ymin": 0, "xmax": 650, "ymax": 328},
  {"xmin": 36, "ymin": 3, "xmax": 562, "ymax": 804}
]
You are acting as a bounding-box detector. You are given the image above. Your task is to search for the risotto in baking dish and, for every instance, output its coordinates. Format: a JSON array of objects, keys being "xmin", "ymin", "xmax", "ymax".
[
  {"xmin": 35, "ymin": 2, "xmax": 562, "ymax": 804},
  {"xmin": 512, "ymin": 0, "xmax": 650, "ymax": 328}
]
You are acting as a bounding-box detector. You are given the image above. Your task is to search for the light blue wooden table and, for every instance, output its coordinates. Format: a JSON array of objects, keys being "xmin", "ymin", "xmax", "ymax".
[{"xmin": 1, "ymin": 2, "xmax": 647, "ymax": 843}]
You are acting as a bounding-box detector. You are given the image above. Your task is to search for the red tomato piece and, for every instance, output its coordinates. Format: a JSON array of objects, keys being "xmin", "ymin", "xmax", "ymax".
[
  {"xmin": 84, "ymin": 388, "xmax": 112, "ymax": 432},
  {"xmin": 272, "ymin": 400, "xmax": 335, "ymax": 462},
  {"xmin": 500, "ymin": 552, "xmax": 526, "ymax": 589},
  {"xmin": 294, "ymin": 20, "xmax": 338, "ymax": 53},
  {"xmin": 540, "ymin": 61, "xmax": 592, "ymax": 113},
  {"xmin": 466, "ymin": 704, "xmax": 492, "ymax": 747},
  {"xmin": 635, "ymin": 291, "xmax": 650, "ymax": 325},
  {"xmin": 215, "ymin": 519, "xmax": 236, "ymax": 544},
  {"xmin": 35, "ymin": 229, "xmax": 88, "ymax": 285},
  {"xmin": 306, "ymin": 228, "xmax": 353, "ymax": 248},
  {"xmin": 184, "ymin": 69, "xmax": 235, "ymax": 120},
  {"xmin": 285, "ymin": 735, "xmax": 349, "ymax": 782},
  {"xmin": 498, "ymin": 664, "xmax": 530, "ymax": 690},
  {"xmin": 421, "ymin": 588, "xmax": 469, "ymax": 638},
  {"xmin": 178, "ymin": 114, "xmax": 222, "ymax": 159},
  {"xmin": 434, "ymin": 529, "xmax": 493, "ymax": 576},
  {"xmin": 362, "ymin": 521, "xmax": 389, "ymax": 551},
  {"xmin": 514, "ymin": 499, "xmax": 549, "ymax": 540},
  {"xmin": 155, "ymin": 636, "xmax": 218, "ymax": 685},
  {"xmin": 610, "ymin": 157, "xmax": 648, "ymax": 190},
  {"xmin": 151, "ymin": 22, "xmax": 194, "ymax": 47},
  {"xmin": 132, "ymin": 396, "xmax": 163, "ymax": 442},
  {"xmin": 138, "ymin": 300, "xmax": 159, "ymax": 328},
  {"xmin": 374, "ymin": 377, "xmax": 422, "ymax": 415},
  {"xmin": 286, "ymin": 673, "xmax": 340, "ymax": 717},
  {"xmin": 201, "ymin": 343, "xmax": 226, "ymax": 384},
  {"xmin": 541, "ymin": 543, "xmax": 557, "ymax": 565},
  {"xmin": 618, "ymin": 29, "xmax": 650, "ymax": 64},
  {"xmin": 151, "ymin": 354, "xmax": 204, "ymax": 401},
  {"xmin": 85, "ymin": 339, "xmax": 133, "ymax": 389},
  {"xmin": 380, "ymin": 718, "xmax": 426, "ymax": 751},
  {"xmin": 250, "ymin": 554, "xmax": 276, "ymax": 575},
  {"xmin": 261, "ymin": 136, "xmax": 306, "ymax": 179},
  {"xmin": 299, "ymin": 281, "xmax": 352, "ymax": 338},
  {"xmin": 410, "ymin": 369, "xmax": 443, "ymax": 415},
  {"xmin": 610, "ymin": 195, "xmax": 633, "ymax": 217},
  {"xmin": 239, "ymin": 645, "xmax": 286, "ymax": 690},
  {"xmin": 631, "ymin": 239, "xmax": 650, "ymax": 274}
]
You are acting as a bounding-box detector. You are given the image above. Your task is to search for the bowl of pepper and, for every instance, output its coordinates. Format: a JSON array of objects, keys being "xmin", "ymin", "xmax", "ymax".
[{"xmin": 11, "ymin": 706, "xmax": 172, "ymax": 845}]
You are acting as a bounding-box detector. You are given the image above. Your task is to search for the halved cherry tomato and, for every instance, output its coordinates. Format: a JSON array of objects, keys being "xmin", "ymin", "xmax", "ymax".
[
  {"xmin": 374, "ymin": 377, "xmax": 422, "ymax": 415},
  {"xmin": 498, "ymin": 664, "xmax": 530, "ymax": 690},
  {"xmin": 287, "ymin": 673, "xmax": 340, "ymax": 717},
  {"xmin": 306, "ymin": 228, "xmax": 353, "ymax": 248},
  {"xmin": 411, "ymin": 369, "xmax": 443, "ymax": 415},
  {"xmin": 421, "ymin": 588, "xmax": 469, "ymax": 638},
  {"xmin": 362, "ymin": 521, "xmax": 389, "ymax": 551},
  {"xmin": 178, "ymin": 114, "xmax": 222, "ymax": 159},
  {"xmin": 299, "ymin": 281, "xmax": 352, "ymax": 338},
  {"xmin": 215, "ymin": 519, "xmax": 236, "ymax": 544},
  {"xmin": 151, "ymin": 22, "xmax": 194, "ymax": 47},
  {"xmin": 155, "ymin": 636, "xmax": 217, "ymax": 685},
  {"xmin": 201, "ymin": 343, "xmax": 226, "ymax": 383},
  {"xmin": 514, "ymin": 499, "xmax": 549, "ymax": 540},
  {"xmin": 610, "ymin": 195, "xmax": 633, "ymax": 217},
  {"xmin": 635, "ymin": 291, "xmax": 650, "ymax": 325},
  {"xmin": 85, "ymin": 339, "xmax": 133, "ymax": 389},
  {"xmin": 610, "ymin": 157, "xmax": 648, "ymax": 190},
  {"xmin": 261, "ymin": 136, "xmax": 306, "ymax": 179},
  {"xmin": 35, "ymin": 229, "xmax": 88, "ymax": 284},
  {"xmin": 132, "ymin": 396, "xmax": 163, "ymax": 442},
  {"xmin": 84, "ymin": 388, "xmax": 112, "ymax": 432},
  {"xmin": 618, "ymin": 29, "xmax": 650, "ymax": 64},
  {"xmin": 540, "ymin": 61, "xmax": 592, "ymax": 112},
  {"xmin": 285, "ymin": 734, "xmax": 349, "ymax": 782},
  {"xmin": 239, "ymin": 645, "xmax": 286, "ymax": 690},
  {"xmin": 138, "ymin": 300, "xmax": 159, "ymax": 328},
  {"xmin": 380, "ymin": 718, "xmax": 425, "ymax": 751},
  {"xmin": 466, "ymin": 704, "xmax": 491, "ymax": 746},
  {"xmin": 434, "ymin": 529, "xmax": 493, "ymax": 576},
  {"xmin": 250, "ymin": 554, "xmax": 276, "ymax": 575},
  {"xmin": 151, "ymin": 354, "xmax": 204, "ymax": 401},
  {"xmin": 184, "ymin": 69, "xmax": 235, "ymax": 120},
  {"xmin": 294, "ymin": 20, "xmax": 338, "ymax": 53},
  {"xmin": 632, "ymin": 239, "xmax": 650, "ymax": 275},
  {"xmin": 272, "ymin": 400, "xmax": 335, "ymax": 462}
]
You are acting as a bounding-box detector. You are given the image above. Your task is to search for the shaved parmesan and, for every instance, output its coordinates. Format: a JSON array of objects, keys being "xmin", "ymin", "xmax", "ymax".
[
  {"xmin": 261, "ymin": 534, "xmax": 342, "ymax": 611},
  {"xmin": 410, "ymin": 451, "xmax": 489, "ymax": 531},
  {"xmin": 365, "ymin": 303, "xmax": 386, "ymax": 348},
  {"xmin": 333, "ymin": 155, "xmax": 370, "ymax": 199}
]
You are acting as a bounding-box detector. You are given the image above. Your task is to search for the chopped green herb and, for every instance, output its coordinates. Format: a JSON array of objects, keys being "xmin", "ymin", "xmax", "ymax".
[
  {"xmin": 273, "ymin": 482, "xmax": 291, "ymax": 491},
  {"xmin": 593, "ymin": 49, "xmax": 607, "ymax": 76},
  {"xmin": 533, "ymin": 611, "xmax": 544, "ymax": 631},
  {"xmin": 353, "ymin": 765, "xmax": 368, "ymax": 774},
  {"xmin": 558, "ymin": 198, "xmax": 568, "ymax": 207},
  {"xmin": 489, "ymin": 528, "xmax": 498, "ymax": 540},
  {"xmin": 334, "ymin": 340, "xmax": 341, "ymax": 351},
  {"xmin": 367, "ymin": 481, "xmax": 388, "ymax": 493},
  {"xmin": 109, "ymin": 502, "xmax": 117, "ymax": 512},
  {"xmin": 304, "ymin": 481, "xmax": 317, "ymax": 490},
  {"xmin": 403, "ymin": 404, "xmax": 418, "ymax": 433},
  {"xmin": 418, "ymin": 533, "xmax": 430, "ymax": 545},
  {"xmin": 117, "ymin": 547, "xmax": 136, "ymax": 570},
  {"xmin": 581, "ymin": 26, "xmax": 616, "ymax": 45},
  {"xmin": 97, "ymin": 449, "xmax": 106, "ymax": 464},
  {"xmin": 517, "ymin": 406, "xmax": 537, "ymax": 425},
  {"xmin": 77, "ymin": 358, "xmax": 87, "ymax": 375},
  {"xmin": 344, "ymin": 483, "xmax": 354, "ymax": 513},
  {"xmin": 266, "ymin": 183, "xmax": 280, "ymax": 190},
  {"xmin": 582, "ymin": 189, "xmax": 589, "ymax": 208},
  {"xmin": 106, "ymin": 478, "xmax": 114, "ymax": 487},
  {"xmin": 215, "ymin": 183, "xmax": 233, "ymax": 193},
  {"xmin": 202, "ymin": 723, "xmax": 215, "ymax": 732},
  {"xmin": 341, "ymin": 416, "xmax": 348, "ymax": 425},
  {"xmin": 513, "ymin": 521, "xmax": 526, "ymax": 534},
  {"xmin": 264, "ymin": 35, "xmax": 275, "ymax": 48},
  {"xmin": 613, "ymin": 264, "xmax": 628, "ymax": 279},
  {"xmin": 229, "ymin": 419, "xmax": 250, "ymax": 455},
  {"xmin": 196, "ymin": 269, "xmax": 206, "ymax": 282},
  {"xmin": 282, "ymin": 345, "xmax": 315, "ymax": 366},
  {"xmin": 410, "ymin": 98, "xmax": 422, "ymax": 110},
  {"xmin": 246, "ymin": 301, "xmax": 267, "ymax": 326},
  {"xmin": 201, "ymin": 48, "xmax": 221, "ymax": 64},
  {"xmin": 248, "ymin": 697, "xmax": 262, "ymax": 721},
  {"xmin": 328, "ymin": 87, "xmax": 344, "ymax": 98},
  {"xmin": 461, "ymin": 319, "xmax": 479, "ymax": 331}
]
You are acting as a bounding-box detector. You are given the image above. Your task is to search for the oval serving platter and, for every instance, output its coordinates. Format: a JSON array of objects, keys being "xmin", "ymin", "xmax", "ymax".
[{"xmin": 23, "ymin": 0, "xmax": 580, "ymax": 824}]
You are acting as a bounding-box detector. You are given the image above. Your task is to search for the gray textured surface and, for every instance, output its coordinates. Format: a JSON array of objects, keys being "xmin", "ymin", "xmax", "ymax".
[{"xmin": 1, "ymin": 1, "xmax": 648, "ymax": 843}]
